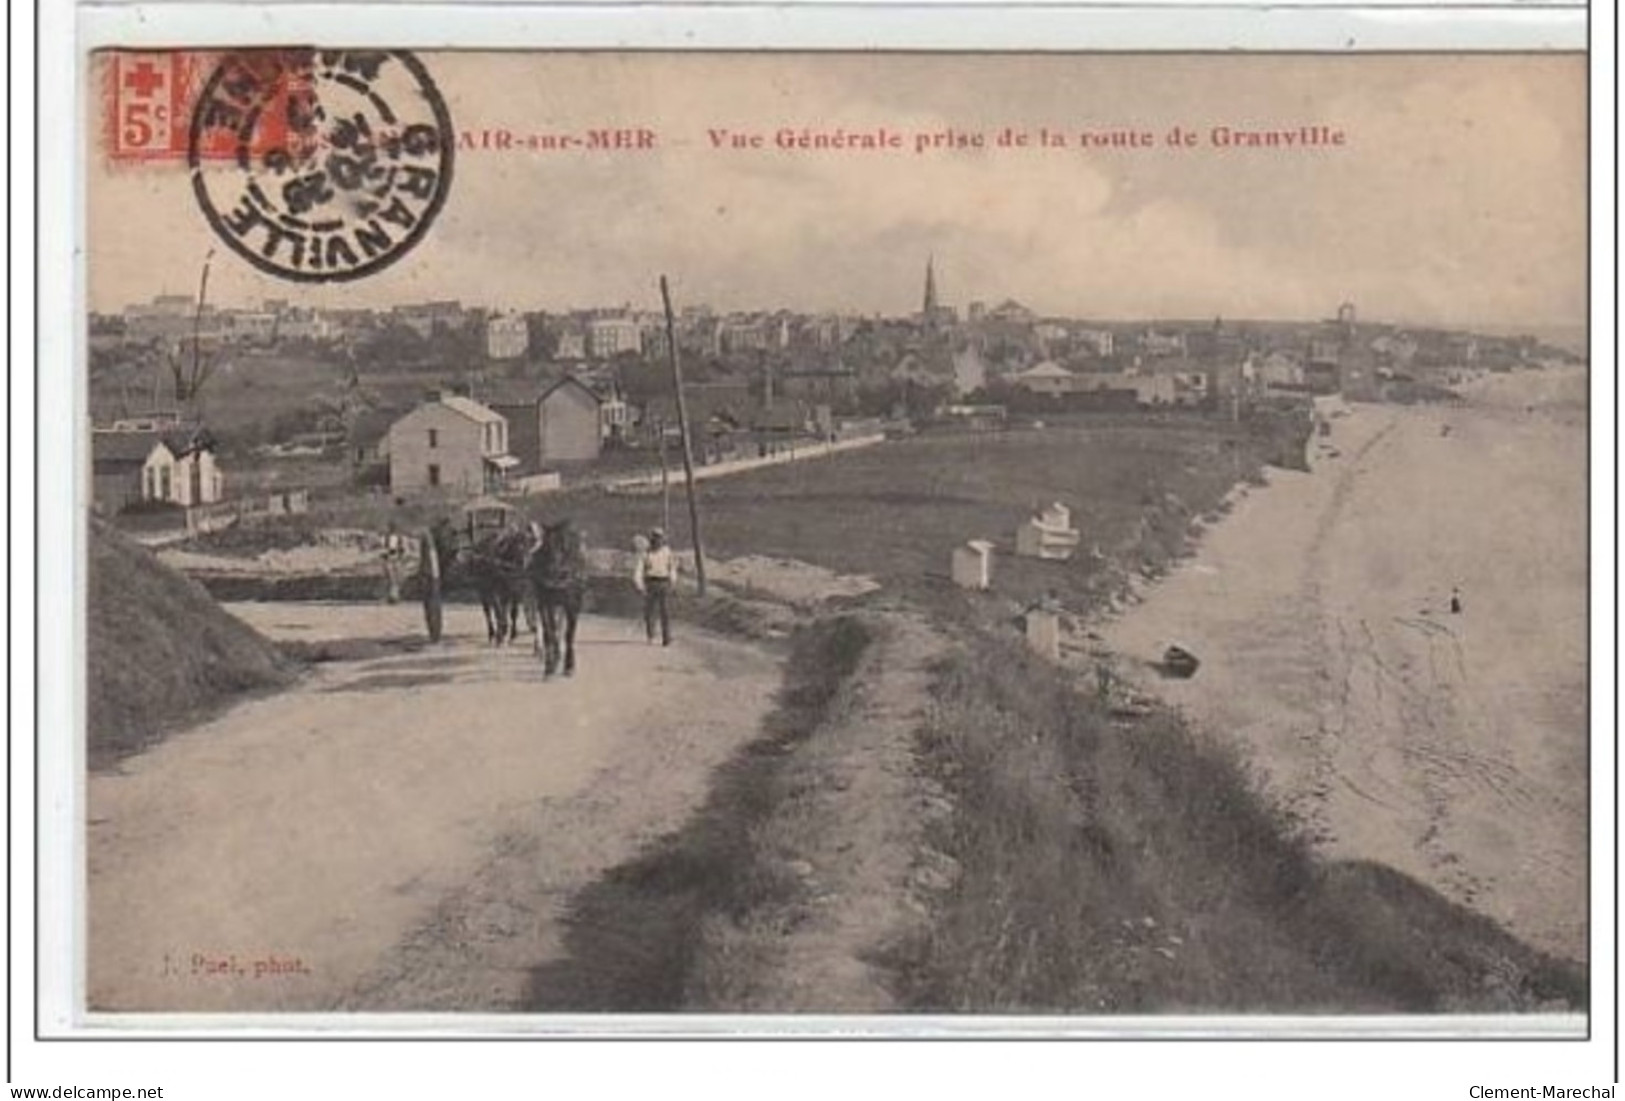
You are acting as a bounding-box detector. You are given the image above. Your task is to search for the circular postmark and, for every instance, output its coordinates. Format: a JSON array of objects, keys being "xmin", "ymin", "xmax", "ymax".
[{"xmin": 188, "ymin": 49, "xmax": 454, "ymax": 283}]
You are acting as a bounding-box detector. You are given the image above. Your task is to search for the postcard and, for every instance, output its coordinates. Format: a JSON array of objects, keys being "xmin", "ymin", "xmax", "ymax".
[{"xmin": 69, "ymin": 32, "xmax": 1595, "ymax": 1054}]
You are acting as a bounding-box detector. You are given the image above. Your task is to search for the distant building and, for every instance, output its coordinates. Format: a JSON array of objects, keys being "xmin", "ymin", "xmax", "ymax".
[
  {"xmin": 222, "ymin": 310, "xmax": 278, "ymax": 343},
  {"xmin": 486, "ymin": 313, "xmax": 530, "ymax": 360},
  {"xmin": 492, "ymin": 377, "xmax": 604, "ymax": 471},
  {"xmin": 1307, "ymin": 302, "xmax": 1378, "ymax": 399},
  {"xmin": 920, "ymin": 258, "xmax": 958, "ymax": 329},
  {"xmin": 122, "ymin": 294, "xmax": 197, "ymax": 343},
  {"xmin": 394, "ymin": 301, "xmax": 468, "ymax": 339},
  {"xmin": 1075, "ymin": 328, "xmax": 1115, "ymax": 358},
  {"xmin": 986, "ymin": 299, "xmax": 1036, "ymax": 325},
  {"xmin": 388, "ymin": 393, "xmax": 515, "ymax": 494},
  {"xmin": 587, "ymin": 316, "xmax": 642, "ymax": 359},
  {"xmin": 537, "ymin": 378, "xmax": 603, "ymax": 463},
  {"xmin": 1144, "ymin": 357, "xmax": 1211, "ymax": 405},
  {"xmin": 718, "ymin": 317, "xmax": 771, "ymax": 355},
  {"xmin": 751, "ymin": 403, "xmax": 812, "ymax": 454},
  {"xmin": 1140, "ymin": 330, "xmax": 1187, "ymax": 357},
  {"xmin": 277, "ymin": 309, "xmax": 333, "ymax": 342},
  {"xmin": 1012, "ymin": 360, "xmax": 1075, "ymax": 396},
  {"xmin": 806, "ymin": 315, "xmax": 845, "ymax": 349},
  {"xmin": 596, "ymin": 385, "xmax": 631, "ymax": 444},
  {"xmin": 1256, "ymin": 351, "xmax": 1305, "ymax": 390},
  {"xmin": 952, "ymin": 346, "xmax": 987, "ymax": 395},
  {"xmin": 91, "ymin": 427, "xmax": 222, "ymax": 513},
  {"xmin": 1073, "ymin": 371, "xmax": 1175, "ymax": 406},
  {"xmin": 554, "ymin": 328, "xmax": 588, "ymax": 360}
]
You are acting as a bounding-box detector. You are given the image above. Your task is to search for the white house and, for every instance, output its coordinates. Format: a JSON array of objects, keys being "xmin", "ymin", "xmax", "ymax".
[
  {"xmin": 486, "ymin": 312, "xmax": 530, "ymax": 360},
  {"xmin": 388, "ymin": 393, "xmax": 516, "ymax": 494},
  {"xmin": 91, "ymin": 428, "xmax": 224, "ymax": 513}
]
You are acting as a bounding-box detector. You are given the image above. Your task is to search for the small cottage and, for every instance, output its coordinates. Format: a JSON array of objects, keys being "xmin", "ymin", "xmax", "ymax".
[{"xmin": 91, "ymin": 427, "xmax": 223, "ymax": 513}]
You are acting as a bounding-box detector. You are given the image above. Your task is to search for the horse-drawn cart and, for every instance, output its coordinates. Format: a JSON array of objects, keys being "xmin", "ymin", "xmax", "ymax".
[{"xmin": 460, "ymin": 495, "xmax": 519, "ymax": 537}]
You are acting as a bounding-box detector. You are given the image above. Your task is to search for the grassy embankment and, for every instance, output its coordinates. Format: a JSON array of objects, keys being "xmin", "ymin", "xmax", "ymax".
[
  {"xmin": 87, "ymin": 521, "xmax": 294, "ymax": 767},
  {"xmin": 900, "ymin": 637, "xmax": 1584, "ymax": 1013}
]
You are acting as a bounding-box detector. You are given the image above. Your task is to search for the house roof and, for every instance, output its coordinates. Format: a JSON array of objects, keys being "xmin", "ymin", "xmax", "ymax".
[
  {"xmin": 438, "ymin": 394, "xmax": 505, "ymax": 425},
  {"xmin": 478, "ymin": 384, "xmax": 544, "ymax": 407},
  {"xmin": 91, "ymin": 425, "xmax": 216, "ymax": 465},
  {"xmin": 1017, "ymin": 361, "xmax": 1073, "ymax": 380},
  {"xmin": 540, "ymin": 376, "xmax": 601, "ymax": 405},
  {"xmin": 91, "ymin": 431, "xmax": 170, "ymax": 465}
]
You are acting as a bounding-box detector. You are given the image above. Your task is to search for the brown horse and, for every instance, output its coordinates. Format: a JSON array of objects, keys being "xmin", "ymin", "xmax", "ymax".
[
  {"xmin": 528, "ymin": 519, "xmax": 586, "ymax": 675},
  {"xmin": 466, "ymin": 524, "xmax": 535, "ymax": 645}
]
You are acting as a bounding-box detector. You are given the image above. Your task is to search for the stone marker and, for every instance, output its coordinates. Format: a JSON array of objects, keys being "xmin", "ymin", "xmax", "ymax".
[
  {"xmin": 1025, "ymin": 607, "xmax": 1061, "ymax": 660},
  {"xmin": 952, "ymin": 539, "xmax": 995, "ymax": 590}
]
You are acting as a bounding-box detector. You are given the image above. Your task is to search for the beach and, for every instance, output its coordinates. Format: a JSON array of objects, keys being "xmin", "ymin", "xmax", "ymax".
[{"xmin": 1104, "ymin": 368, "xmax": 1589, "ymax": 962}]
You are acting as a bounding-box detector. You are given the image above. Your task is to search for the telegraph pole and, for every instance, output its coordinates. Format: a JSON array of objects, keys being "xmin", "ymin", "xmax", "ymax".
[
  {"xmin": 186, "ymin": 249, "xmax": 215, "ymax": 412},
  {"xmin": 659, "ymin": 276, "xmax": 707, "ymax": 596},
  {"xmin": 658, "ymin": 418, "xmax": 673, "ymax": 536}
]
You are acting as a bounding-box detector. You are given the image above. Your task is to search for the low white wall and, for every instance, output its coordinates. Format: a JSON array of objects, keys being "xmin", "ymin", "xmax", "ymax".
[{"xmin": 605, "ymin": 434, "xmax": 885, "ymax": 494}]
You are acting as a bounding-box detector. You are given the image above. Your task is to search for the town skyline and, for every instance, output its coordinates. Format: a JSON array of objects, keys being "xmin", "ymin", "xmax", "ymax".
[{"xmin": 95, "ymin": 282, "xmax": 1588, "ymax": 351}]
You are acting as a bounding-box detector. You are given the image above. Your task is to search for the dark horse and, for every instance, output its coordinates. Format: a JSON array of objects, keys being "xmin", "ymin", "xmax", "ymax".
[
  {"xmin": 528, "ymin": 519, "xmax": 587, "ymax": 676},
  {"xmin": 465, "ymin": 524, "xmax": 536, "ymax": 645}
]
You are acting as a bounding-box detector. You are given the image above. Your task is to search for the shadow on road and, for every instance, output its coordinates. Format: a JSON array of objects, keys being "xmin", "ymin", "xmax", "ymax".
[{"xmin": 520, "ymin": 617, "xmax": 873, "ymax": 1013}]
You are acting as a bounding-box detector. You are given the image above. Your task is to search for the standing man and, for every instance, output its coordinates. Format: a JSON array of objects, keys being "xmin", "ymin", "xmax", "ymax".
[
  {"xmin": 420, "ymin": 517, "xmax": 453, "ymax": 643},
  {"xmin": 381, "ymin": 521, "xmax": 406, "ymax": 604},
  {"xmin": 633, "ymin": 527, "xmax": 677, "ymax": 646}
]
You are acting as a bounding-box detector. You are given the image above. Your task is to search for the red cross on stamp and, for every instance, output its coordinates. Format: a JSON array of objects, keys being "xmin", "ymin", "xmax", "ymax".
[{"xmin": 103, "ymin": 51, "xmax": 195, "ymax": 161}]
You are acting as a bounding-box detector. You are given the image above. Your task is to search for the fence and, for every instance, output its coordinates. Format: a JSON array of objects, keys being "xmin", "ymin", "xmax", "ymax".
[
  {"xmin": 604, "ymin": 433, "xmax": 885, "ymax": 495},
  {"xmin": 184, "ymin": 490, "xmax": 312, "ymax": 535}
]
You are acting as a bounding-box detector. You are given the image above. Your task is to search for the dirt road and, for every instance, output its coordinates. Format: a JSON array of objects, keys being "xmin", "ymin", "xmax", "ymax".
[
  {"xmin": 1104, "ymin": 370, "xmax": 1588, "ymax": 962},
  {"xmin": 87, "ymin": 603, "xmax": 783, "ymax": 1012}
]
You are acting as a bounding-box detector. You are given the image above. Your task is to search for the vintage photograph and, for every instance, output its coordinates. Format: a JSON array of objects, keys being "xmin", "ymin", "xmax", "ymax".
[{"xmin": 82, "ymin": 49, "xmax": 1587, "ymax": 1020}]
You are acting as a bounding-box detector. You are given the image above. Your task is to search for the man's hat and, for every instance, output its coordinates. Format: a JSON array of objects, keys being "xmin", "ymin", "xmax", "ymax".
[{"xmin": 650, "ymin": 527, "xmax": 666, "ymax": 539}]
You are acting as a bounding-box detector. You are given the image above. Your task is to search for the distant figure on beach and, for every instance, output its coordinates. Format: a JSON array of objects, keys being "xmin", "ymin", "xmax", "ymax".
[{"xmin": 1450, "ymin": 586, "xmax": 1463, "ymax": 615}]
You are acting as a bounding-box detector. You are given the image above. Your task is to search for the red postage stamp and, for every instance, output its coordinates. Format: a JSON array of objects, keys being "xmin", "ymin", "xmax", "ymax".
[{"xmin": 100, "ymin": 49, "xmax": 301, "ymax": 163}]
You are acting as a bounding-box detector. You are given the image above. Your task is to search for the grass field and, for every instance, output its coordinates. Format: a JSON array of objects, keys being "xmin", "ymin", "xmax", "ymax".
[
  {"xmin": 192, "ymin": 418, "xmax": 1281, "ymax": 610},
  {"xmin": 540, "ymin": 421, "xmax": 1276, "ymax": 617}
]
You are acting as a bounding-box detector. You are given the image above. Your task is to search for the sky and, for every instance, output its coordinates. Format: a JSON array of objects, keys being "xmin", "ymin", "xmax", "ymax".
[{"xmin": 88, "ymin": 52, "xmax": 1587, "ymax": 329}]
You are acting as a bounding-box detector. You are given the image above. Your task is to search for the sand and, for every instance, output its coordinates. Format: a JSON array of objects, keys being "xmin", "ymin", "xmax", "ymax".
[{"xmin": 1104, "ymin": 368, "xmax": 1588, "ymax": 962}]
